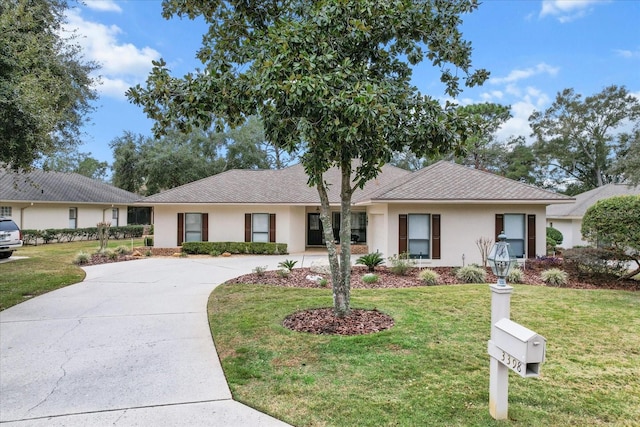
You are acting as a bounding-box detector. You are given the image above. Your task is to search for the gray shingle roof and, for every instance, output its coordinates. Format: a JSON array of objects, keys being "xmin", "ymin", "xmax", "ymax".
[
  {"xmin": 0, "ymin": 169, "xmax": 142, "ymax": 204},
  {"xmin": 546, "ymin": 183, "xmax": 640, "ymax": 218},
  {"xmin": 143, "ymin": 163, "xmax": 411, "ymax": 204},
  {"xmin": 363, "ymin": 161, "xmax": 573, "ymax": 203}
]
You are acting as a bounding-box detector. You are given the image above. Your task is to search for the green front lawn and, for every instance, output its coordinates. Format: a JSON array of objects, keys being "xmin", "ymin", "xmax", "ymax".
[
  {"xmin": 209, "ymin": 283, "xmax": 640, "ymax": 426},
  {"xmin": 0, "ymin": 239, "xmax": 142, "ymax": 310}
]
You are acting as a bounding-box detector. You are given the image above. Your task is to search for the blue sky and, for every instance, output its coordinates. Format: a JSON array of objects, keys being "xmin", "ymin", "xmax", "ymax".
[{"xmin": 69, "ymin": 0, "xmax": 640, "ymax": 166}]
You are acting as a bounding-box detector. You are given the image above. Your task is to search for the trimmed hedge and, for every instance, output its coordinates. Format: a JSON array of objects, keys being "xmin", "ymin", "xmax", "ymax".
[
  {"xmin": 181, "ymin": 241, "xmax": 288, "ymax": 255},
  {"xmin": 22, "ymin": 226, "xmax": 145, "ymax": 245}
]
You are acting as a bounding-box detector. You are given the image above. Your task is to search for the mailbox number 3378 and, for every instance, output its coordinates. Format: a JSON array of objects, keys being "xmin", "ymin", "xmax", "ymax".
[{"xmin": 501, "ymin": 351, "xmax": 522, "ymax": 373}]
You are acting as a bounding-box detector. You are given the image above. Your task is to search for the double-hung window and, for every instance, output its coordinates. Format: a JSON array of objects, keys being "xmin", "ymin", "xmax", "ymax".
[
  {"xmin": 503, "ymin": 214, "xmax": 525, "ymax": 258},
  {"xmin": 408, "ymin": 214, "xmax": 430, "ymax": 258},
  {"xmin": 112, "ymin": 208, "xmax": 119, "ymax": 227},
  {"xmin": 252, "ymin": 213, "xmax": 270, "ymax": 242},
  {"xmin": 0, "ymin": 206, "xmax": 11, "ymax": 217},
  {"xmin": 184, "ymin": 213, "xmax": 203, "ymax": 242},
  {"xmin": 69, "ymin": 208, "xmax": 77, "ymax": 229}
]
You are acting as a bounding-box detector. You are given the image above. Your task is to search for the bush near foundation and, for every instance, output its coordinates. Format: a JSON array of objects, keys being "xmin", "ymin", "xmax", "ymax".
[{"xmin": 181, "ymin": 241, "xmax": 288, "ymax": 255}]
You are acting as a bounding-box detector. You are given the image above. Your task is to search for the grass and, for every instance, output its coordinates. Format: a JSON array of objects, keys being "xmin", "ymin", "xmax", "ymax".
[
  {"xmin": 0, "ymin": 239, "xmax": 143, "ymax": 310},
  {"xmin": 209, "ymin": 283, "xmax": 640, "ymax": 426}
]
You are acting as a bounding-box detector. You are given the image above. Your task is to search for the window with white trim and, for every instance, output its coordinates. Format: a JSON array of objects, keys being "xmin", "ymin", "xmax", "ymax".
[
  {"xmin": 69, "ymin": 208, "xmax": 77, "ymax": 229},
  {"xmin": 504, "ymin": 214, "xmax": 525, "ymax": 258},
  {"xmin": 252, "ymin": 213, "xmax": 270, "ymax": 242},
  {"xmin": 408, "ymin": 214, "xmax": 430, "ymax": 258},
  {"xmin": 112, "ymin": 208, "xmax": 119, "ymax": 227},
  {"xmin": 0, "ymin": 206, "xmax": 11, "ymax": 217}
]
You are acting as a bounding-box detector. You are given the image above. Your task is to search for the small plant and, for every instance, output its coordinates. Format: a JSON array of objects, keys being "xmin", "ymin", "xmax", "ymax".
[
  {"xmin": 105, "ymin": 249, "xmax": 119, "ymax": 260},
  {"xmin": 455, "ymin": 265, "xmax": 487, "ymax": 283},
  {"xmin": 73, "ymin": 251, "xmax": 91, "ymax": 265},
  {"xmin": 278, "ymin": 259, "xmax": 298, "ymax": 272},
  {"xmin": 253, "ymin": 265, "xmax": 268, "ymax": 276},
  {"xmin": 356, "ymin": 252, "xmax": 384, "ymax": 272},
  {"xmin": 179, "ymin": 251, "xmax": 188, "ymax": 258},
  {"xmin": 388, "ymin": 253, "xmax": 415, "ymax": 276},
  {"xmin": 362, "ymin": 273, "xmax": 379, "ymax": 284},
  {"xmin": 419, "ymin": 269, "xmax": 440, "ymax": 285},
  {"xmin": 276, "ymin": 268, "xmax": 290, "ymax": 278},
  {"xmin": 318, "ymin": 278, "xmax": 328, "ymax": 287},
  {"xmin": 507, "ymin": 267, "xmax": 524, "ymax": 284},
  {"xmin": 145, "ymin": 250, "xmax": 153, "ymax": 257},
  {"xmin": 541, "ymin": 268, "xmax": 568, "ymax": 287},
  {"xmin": 115, "ymin": 245, "xmax": 131, "ymax": 255}
]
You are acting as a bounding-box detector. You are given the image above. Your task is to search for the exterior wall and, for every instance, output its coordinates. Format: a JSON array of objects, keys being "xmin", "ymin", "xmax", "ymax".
[
  {"xmin": 153, "ymin": 204, "xmax": 306, "ymax": 252},
  {"xmin": 0, "ymin": 203, "xmax": 129, "ymax": 230},
  {"xmin": 547, "ymin": 218, "xmax": 587, "ymax": 248},
  {"xmin": 383, "ymin": 203, "xmax": 548, "ymax": 267}
]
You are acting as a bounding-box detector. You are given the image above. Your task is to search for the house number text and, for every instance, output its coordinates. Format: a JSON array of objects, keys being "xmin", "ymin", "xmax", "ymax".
[{"xmin": 501, "ymin": 351, "xmax": 522, "ymax": 373}]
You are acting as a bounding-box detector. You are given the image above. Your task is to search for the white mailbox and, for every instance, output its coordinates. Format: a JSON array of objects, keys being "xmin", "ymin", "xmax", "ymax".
[{"xmin": 488, "ymin": 318, "xmax": 546, "ymax": 378}]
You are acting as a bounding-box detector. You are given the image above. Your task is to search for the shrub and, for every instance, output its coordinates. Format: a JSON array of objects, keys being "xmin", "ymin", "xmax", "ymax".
[
  {"xmin": 318, "ymin": 278, "xmax": 328, "ymax": 287},
  {"xmin": 145, "ymin": 250, "xmax": 153, "ymax": 257},
  {"xmin": 114, "ymin": 245, "xmax": 132, "ymax": 255},
  {"xmin": 419, "ymin": 269, "xmax": 440, "ymax": 285},
  {"xmin": 278, "ymin": 259, "xmax": 298, "ymax": 272},
  {"xmin": 388, "ymin": 253, "xmax": 415, "ymax": 276},
  {"xmin": 362, "ymin": 273, "xmax": 379, "ymax": 284},
  {"xmin": 356, "ymin": 252, "xmax": 384, "ymax": 272},
  {"xmin": 276, "ymin": 269, "xmax": 290, "ymax": 278},
  {"xmin": 181, "ymin": 241, "xmax": 288, "ymax": 255},
  {"xmin": 455, "ymin": 265, "xmax": 486, "ymax": 283},
  {"xmin": 541, "ymin": 268, "xmax": 568, "ymax": 287},
  {"xmin": 253, "ymin": 265, "xmax": 268, "ymax": 276},
  {"xmin": 73, "ymin": 251, "xmax": 91, "ymax": 265},
  {"xmin": 210, "ymin": 250, "xmax": 221, "ymax": 257},
  {"xmin": 105, "ymin": 250, "xmax": 119, "ymax": 260},
  {"xmin": 507, "ymin": 267, "xmax": 524, "ymax": 284},
  {"xmin": 563, "ymin": 247, "xmax": 629, "ymax": 279},
  {"xmin": 144, "ymin": 236, "xmax": 154, "ymax": 246}
]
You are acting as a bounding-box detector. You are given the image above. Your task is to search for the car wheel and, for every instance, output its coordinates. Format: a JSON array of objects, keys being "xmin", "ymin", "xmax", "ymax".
[{"xmin": 0, "ymin": 251, "xmax": 12, "ymax": 259}]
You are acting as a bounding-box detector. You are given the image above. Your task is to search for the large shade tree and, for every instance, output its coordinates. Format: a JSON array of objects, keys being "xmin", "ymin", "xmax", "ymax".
[
  {"xmin": 128, "ymin": 0, "xmax": 488, "ymax": 317},
  {"xmin": 0, "ymin": 0, "xmax": 98, "ymax": 171},
  {"xmin": 529, "ymin": 85, "xmax": 640, "ymax": 195}
]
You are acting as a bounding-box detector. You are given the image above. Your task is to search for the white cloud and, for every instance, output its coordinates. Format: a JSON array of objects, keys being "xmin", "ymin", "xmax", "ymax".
[
  {"xmin": 480, "ymin": 90, "xmax": 504, "ymax": 102},
  {"xmin": 85, "ymin": 0, "xmax": 122, "ymax": 13},
  {"xmin": 614, "ymin": 48, "xmax": 640, "ymax": 59},
  {"xmin": 540, "ymin": 0, "xmax": 609, "ymax": 22},
  {"xmin": 495, "ymin": 87, "xmax": 551, "ymax": 142},
  {"xmin": 490, "ymin": 63, "xmax": 559, "ymax": 85},
  {"xmin": 64, "ymin": 8, "xmax": 160, "ymax": 99}
]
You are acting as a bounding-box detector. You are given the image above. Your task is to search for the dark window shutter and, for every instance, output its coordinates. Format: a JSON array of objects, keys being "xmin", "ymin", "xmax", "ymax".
[
  {"xmin": 269, "ymin": 214, "xmax": 276, "ymax": 243},
  {"xmin": 495, "ymin": 214, "xmax": 504, "ymax": 241},
  {"xmin": 177, "ymin": 213, "xmax": 184, "ymax": 246},
  {"xmin": 202, "ymin": 213, "xmax": 209, "ymax": 242},
  {"xmin": 399, "ymin": 214, "xmax": 407, "ymax": 254},
  {"xmin": 432, "ymin": 214, "xmax": 441, "ymax": 260},
  {"xmin": 527, "ymin": 214, "xmax": 536, "ymax": 259},
  {"xmin": 245, "ymin": 213, "xmax": 251, "ymax": 242}
]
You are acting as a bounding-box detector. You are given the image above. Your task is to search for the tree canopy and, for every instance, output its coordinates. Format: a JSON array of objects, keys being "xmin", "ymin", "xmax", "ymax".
[
  {"xmin": 0, "ymin": 0, "xmax": 98, "ymax": 171},
  {"xmin": 128, "ymin": 0, "xmax": 488, "ymax": 316},
  {"xmin": 530, "ymin": 85, "xmax": 640, "ymax": 195}
]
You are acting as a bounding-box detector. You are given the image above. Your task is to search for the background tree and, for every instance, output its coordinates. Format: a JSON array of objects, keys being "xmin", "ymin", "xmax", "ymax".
[
  {"xmin": 41, "ymin": 150, "xmax": 108, "ymax": 181},
  {"xmin": 581, "ymin": 195, "xmax": 640, "ymax": 278},
  {"xmin": 530, "ymin": 85, "xmax": 640, "ymax": 195},
  {"xmin": 0, "ymin": 0, "xmax": 98, "ymax": 171},
  {"xmin": 128, "ymin": 0, "xmax": 488, "ymax": 317},
  {"xmin": 110, "ymin": 132, "xmax": 146, "ymax": 194},
  {"xmin": 612, "ymin": 126, "xmax": 640, "ymax": 186}
]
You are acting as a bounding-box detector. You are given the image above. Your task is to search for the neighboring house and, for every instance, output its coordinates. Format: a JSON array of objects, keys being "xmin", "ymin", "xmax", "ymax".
[
  {"xmin": 546, "ymin": 183, "xmax": 640, "ymax": 249},
  {"xmin": 144, "ymin": 161, "xmax": 573, "ymax": 266},
  {"xmin": 0, "ymin": 169, "xmax": 142, "ymax": 230}
]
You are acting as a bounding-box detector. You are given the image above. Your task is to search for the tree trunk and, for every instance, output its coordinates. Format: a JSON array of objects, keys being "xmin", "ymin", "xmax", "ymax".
[{"xmin": 315, "ymin": 163, "xmax": 353, "ymax": 318}]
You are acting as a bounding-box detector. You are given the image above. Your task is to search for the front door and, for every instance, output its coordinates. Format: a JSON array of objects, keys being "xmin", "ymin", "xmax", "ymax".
[{"xmin": 307, "ymin": 213, "xmax": 324, "ymax": 246}]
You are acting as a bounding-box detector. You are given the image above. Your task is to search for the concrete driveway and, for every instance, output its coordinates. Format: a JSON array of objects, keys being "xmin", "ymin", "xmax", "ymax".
[{"xmin": 0, "ymin": 255, "xmax": 326, "ymax": 426}]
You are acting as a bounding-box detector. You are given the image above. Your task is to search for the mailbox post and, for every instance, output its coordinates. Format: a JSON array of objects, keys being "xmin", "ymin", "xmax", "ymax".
[{"xmin": 487, "ymin": 234, "xmax": 546, "ymax": 420}]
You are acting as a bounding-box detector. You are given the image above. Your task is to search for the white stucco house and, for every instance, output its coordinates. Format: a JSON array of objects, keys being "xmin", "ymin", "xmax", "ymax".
[
  {"xmin": 144, "ymin": 161, "xmax": 573, "ymax": 266},
  {"xmin": 546, "ymin": 183, "xmax": 640, "ymax": 249},
  {"xmin": 0, "ymin": 169, "xmax": 143, "ymax": 230}
]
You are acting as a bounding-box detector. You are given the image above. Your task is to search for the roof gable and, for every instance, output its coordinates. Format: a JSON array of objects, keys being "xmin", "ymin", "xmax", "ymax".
[
  {"xmin": 364, "ymin": 161, "xmax": 572, "ymax": 203},
  {"xmin": 547, "ymin": 183, "xmax": 640, "ymax": 217},
  {"xmin": 0, "ymin": 169, "xmax": 141, "ymax": 204}
]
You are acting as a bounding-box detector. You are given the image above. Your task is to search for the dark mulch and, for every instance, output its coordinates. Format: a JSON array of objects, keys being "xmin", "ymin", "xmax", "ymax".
[
  {"xmin": 283, "ymin": 308, "xmax": 394, "ymax": 335},
  {"xmin": 80, "ymin": 253, "xmax": 141, "ymax": 266}
]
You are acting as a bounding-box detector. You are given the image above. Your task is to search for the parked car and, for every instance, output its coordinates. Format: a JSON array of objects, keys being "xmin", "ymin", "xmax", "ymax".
[{"xmin": 0, "ymin": 217, "xmax": 23, "ymax": 259}]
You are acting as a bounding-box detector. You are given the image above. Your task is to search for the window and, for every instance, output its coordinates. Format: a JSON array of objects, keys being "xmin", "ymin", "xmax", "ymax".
[
  {"xmin": 0, "ymin": 206, "xmax": 11, "ymax": 217},
  {"xmin": 408, "ymin": 214, "xmax": 430, "ymax": 258},
  {"xmin": 252, "ymin": 213, "xmax": 270, "ymax": 242},
  {"xmin": 504, "ymin": 214, "xmax": 525, "ymax": 258},
  {"xmin": 112, "ymin": 208, "xmax": 119, "ymax": 227},
  {"xmin": 69, "ymin": 208, "xmax": 77, "ymax": 229},
  {"xmin": 185, "ymin": 213, "xmax": 203, "ymax": 242},
  {"xmin": 331, "ymin": 212, "xmax": 367, "ymax": 243}
]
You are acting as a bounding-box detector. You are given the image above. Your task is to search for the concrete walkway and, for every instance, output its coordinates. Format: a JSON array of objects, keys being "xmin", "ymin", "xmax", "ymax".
[{"xmin": 0, "ymin": 254, "xmax": 328, "ymax": 426}]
